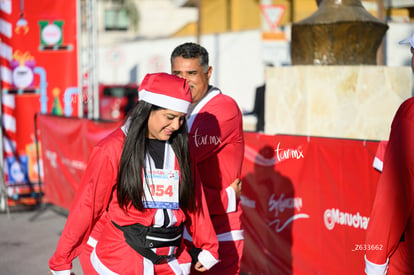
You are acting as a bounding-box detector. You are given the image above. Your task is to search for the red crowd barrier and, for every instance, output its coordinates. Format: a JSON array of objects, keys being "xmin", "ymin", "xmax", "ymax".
[
  {"xmin": 241, "ymin": 133, "xmax": 380, "ymax": 274},
  {"xmin": 36, "ymin": 114, "xmax": 121, "ymax": 210},
  {"xmin": 36, "ymin": 114, "xmax": 381, "ymax": 274}
]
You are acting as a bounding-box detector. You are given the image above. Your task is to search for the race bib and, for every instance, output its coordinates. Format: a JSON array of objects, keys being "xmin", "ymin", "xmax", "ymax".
[{"xmin": 143, "ymin": 169, "xmax": 179, "ymax": 209}]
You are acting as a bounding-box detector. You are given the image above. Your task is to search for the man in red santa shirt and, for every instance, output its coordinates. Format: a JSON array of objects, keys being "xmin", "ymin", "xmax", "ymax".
[
  {"xmin": 171, "ymin": 42, "xmax": 245, "ymax": 274},
  {"xmin": 364, "ymin": 33, "xmax": 414, "ymax": 274}
]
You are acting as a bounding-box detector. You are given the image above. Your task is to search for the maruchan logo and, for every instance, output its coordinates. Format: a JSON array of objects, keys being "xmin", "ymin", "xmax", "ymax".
[{"xmin": 323, "ymin": 208, "xmax": 369, "ymax": 231}]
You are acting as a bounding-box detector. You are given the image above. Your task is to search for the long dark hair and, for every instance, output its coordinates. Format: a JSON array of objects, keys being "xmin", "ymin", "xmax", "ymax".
[{"xmin": 116, "ymin": 101, "xmax": 195, "ymax": 212}]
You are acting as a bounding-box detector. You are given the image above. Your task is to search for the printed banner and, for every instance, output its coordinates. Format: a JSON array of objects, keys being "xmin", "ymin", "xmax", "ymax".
[
  {"xmin": 240, "ymin": 133, "xmax": 381, "ymax": 274},
  {"xmin": 0, "ymin": 0, "xmax": 79, "ymax": 114},
  {"xmin": 1, "ymin": 0, "xmax": 79, "ymax": 206},
  {"xmin": 35, "ymin": 120, "xmax": 382, "ymax": 273},
  {"xmin": 36, "ymin": 114, "xmax": 121, "ymax": 210}
]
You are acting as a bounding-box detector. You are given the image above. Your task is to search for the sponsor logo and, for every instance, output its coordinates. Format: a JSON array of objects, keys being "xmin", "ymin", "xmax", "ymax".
[
  {"xmin": 274, "ymin": 142, "xmax": 304, "ymax": 162},
  {"xmin": 193, "ymin": 128, "xmax": 221, "ymax": 148},
  {"xmin": 268, "ymin": 193, "xmax": 309, "ymax": 233},
  {"xmin": 45, "ymin": 150, "xmax": 57, "ymax": 168},
  {"xmin": 61, "ymin": 157, "xmax": 86, "ymax": 171},
  {"xmin": 324, "ymin": 208, "xmax": 369, "ymax": 231},
  {"xmin": 244, "ymin": 142, "xmax": 305, "ymax": 166},
  {"xmin": 45, "ymin": 150, "xmax": 86, "ymax": 171}
]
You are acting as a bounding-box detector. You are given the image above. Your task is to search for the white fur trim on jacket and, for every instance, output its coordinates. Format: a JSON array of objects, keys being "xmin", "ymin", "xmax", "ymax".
[
  {"xmin": 225, "ymin": 185, "xmax": 236, "ymax": 213},
  {"xmin": 91, "ymin": 247, "xmax": 119, "ymax": 275},
  {"xmin": 198, "ymin": 249, "xmax": 219, "ymax": 270},
  {"xmin": 217, "ymin": 230, "xmax": 244, "ymax": 242},
  {"xmin": 364, "ymin": 255, "xmax": 388, "ymax": 275},
  {"xmin": 49, "ymin": 270, "xmax": 71, "ymax": 275}
]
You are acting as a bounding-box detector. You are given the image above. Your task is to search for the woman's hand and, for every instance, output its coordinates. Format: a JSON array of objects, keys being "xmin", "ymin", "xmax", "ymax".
[{"xmin": 194, "ymin": 261, "xmax": 207, "ymax": 272}]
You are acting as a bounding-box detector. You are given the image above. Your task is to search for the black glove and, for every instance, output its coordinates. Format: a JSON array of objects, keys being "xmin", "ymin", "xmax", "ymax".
[{"xmin": 189, "ymin": 247, "xmax": 202, "ymax": 265}]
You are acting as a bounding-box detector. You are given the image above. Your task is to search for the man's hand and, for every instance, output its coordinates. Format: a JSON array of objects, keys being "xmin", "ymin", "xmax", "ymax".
[
  {"xmin": 194, "ymin": 261, "xmax": 207, "ymax": 272},
  {"xmin": 230, "ymin": 178, "xmax": 242, "ymax": 198}
]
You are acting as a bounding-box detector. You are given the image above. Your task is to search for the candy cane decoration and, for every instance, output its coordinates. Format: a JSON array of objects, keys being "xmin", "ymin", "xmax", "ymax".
[{"xmin": 0, "ymin": 0, "xmax": 15, "ymax": 184}]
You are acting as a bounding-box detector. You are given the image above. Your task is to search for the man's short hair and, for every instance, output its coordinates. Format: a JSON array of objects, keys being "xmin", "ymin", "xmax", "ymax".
[{"xmin": 170, "ymin": 42, "xmax": 209, "ymax": 73}]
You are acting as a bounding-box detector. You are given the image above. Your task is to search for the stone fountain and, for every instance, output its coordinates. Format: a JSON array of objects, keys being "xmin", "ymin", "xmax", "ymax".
[
  {"xmin": 263, "ymin": 0, "xmax": 412, "ymax": 140},
  {"xmin": 291, "ymin": 0, "xmax": 388, "ymax": 65}
]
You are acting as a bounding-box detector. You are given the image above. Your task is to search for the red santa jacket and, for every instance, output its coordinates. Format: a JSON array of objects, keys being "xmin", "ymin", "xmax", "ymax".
[
  {"xmin": 365, "ymin": 97, "xmax": 414, "ymax": 274},
  {"xmin": 186, "ymin": 87, "xmax": 245, "ymax": 237},
  {"xmin": 49, "ymin": 127, "xmax": 218, "ymax": 274}
]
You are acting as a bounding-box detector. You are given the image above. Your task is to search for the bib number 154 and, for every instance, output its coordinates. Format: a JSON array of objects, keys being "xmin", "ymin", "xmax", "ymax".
[{"xmin": 149, "ymin": 184, "xmax": 173, "ymax": 197}]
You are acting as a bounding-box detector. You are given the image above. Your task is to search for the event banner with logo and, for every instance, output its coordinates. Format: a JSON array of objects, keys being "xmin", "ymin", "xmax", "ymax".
[
  {"xmin": 241, "ymin": 133, "xmax": 381, "ymax": 274},
  {"xmin": 0, "ymin": 0, "xmax": 78, "ymax": 105},
  {"xmin": 1, "ymin": 0, "xmax": 78, "ymax": 205},
  {"xmin": 37, "ymin": 114, "xmax": 121, "ymax": 210},
  {"xmin": 36, "ymin": 115, "xmax": 382, "ymax": 273}
]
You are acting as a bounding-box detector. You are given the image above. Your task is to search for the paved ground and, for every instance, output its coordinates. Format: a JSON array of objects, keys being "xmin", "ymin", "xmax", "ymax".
[{"xmin": 0, "ymin": 204, "xmax": 82, "ymax": 274}]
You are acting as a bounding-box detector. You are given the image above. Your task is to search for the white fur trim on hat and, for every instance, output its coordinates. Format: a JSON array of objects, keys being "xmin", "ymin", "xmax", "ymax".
[{"xmin": 139, "ymin": 89, "xmax": 191, "ymax": 113}]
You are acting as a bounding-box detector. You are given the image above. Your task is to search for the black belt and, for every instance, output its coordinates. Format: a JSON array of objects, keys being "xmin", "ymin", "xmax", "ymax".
[{"xmin": 112, "ymin": 221, "xmax": 183, "ymax": 264}]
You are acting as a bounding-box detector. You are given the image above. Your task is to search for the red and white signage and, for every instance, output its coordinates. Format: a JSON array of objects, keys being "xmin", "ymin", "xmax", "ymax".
[
  {"xmin": 36, "ymin": 116, "xmax": 383, "ymax": 274},
  {"xmin": 241, "ymin": 133, "xmax": 381, "ymax": 274},
  {"xmin": 37, "ymin": 114, "xmax": 121, "ymax": 210},
  {"xmin": 260, "ymin": 4, "xmax": 286, "ymax": 32},
  {"xmin": 1, "ymin": 0, "xmax": 79, "ymax": 206}
]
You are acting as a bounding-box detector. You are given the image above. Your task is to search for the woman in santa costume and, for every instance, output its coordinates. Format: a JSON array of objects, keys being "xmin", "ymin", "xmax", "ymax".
[{"xmin": 49, "ymin": 73, "xmax": 219, "ymax": 275}]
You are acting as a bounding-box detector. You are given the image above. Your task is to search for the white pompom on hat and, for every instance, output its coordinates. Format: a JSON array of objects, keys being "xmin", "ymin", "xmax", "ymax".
[
  {"xmin": 399, "ymin": 32, "xmax": 414, "ymax": 48},
  {"xmin": 138, "ymin": 72, "xmax": 192, "ymax": 113}
]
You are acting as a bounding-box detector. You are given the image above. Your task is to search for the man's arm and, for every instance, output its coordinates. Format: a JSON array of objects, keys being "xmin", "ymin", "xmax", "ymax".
[{"xmin": 189, "ymin": 95, "xmax": 244, "ymax": 215}]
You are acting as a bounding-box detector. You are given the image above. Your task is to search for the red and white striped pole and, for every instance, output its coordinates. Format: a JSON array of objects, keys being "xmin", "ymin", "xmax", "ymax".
[{"xmin": 0, "ymin": 0, "xmax": 17, "ymax": 208}]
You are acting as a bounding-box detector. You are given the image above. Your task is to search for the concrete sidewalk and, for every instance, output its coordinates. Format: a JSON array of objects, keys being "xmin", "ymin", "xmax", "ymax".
[{"xmin": 0, "ymin": 205, "xmax": 82, "ymax": 274}]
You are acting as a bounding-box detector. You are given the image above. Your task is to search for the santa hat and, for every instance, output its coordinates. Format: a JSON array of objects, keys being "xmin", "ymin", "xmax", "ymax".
[{"xmin": 138, "ymin": 73, "xmax": 192, "ymax": 113}]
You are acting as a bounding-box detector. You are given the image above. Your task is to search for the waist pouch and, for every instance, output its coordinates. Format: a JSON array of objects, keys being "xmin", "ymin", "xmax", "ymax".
[{"xmin": 112, "ymin": 221, "xmax": 183, "ymax": 264}]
